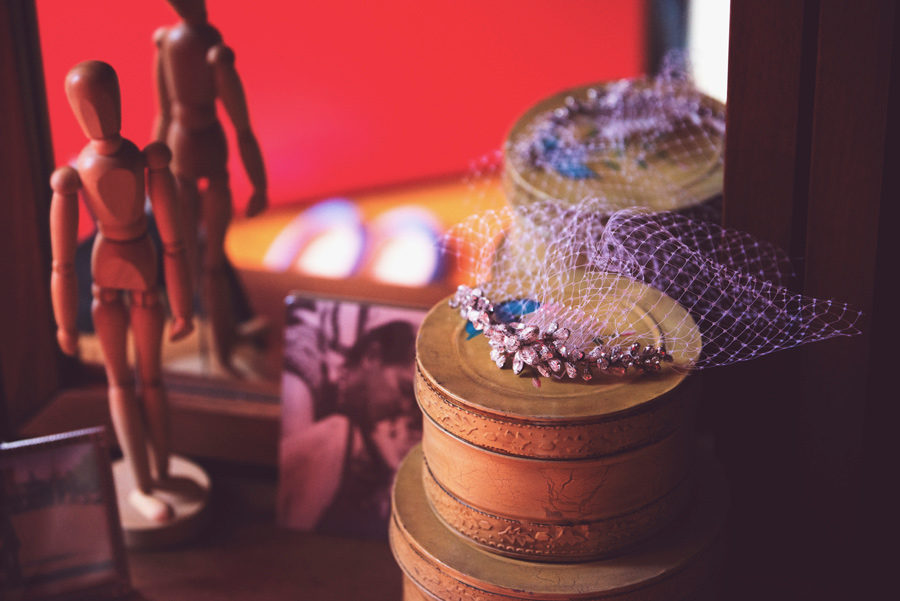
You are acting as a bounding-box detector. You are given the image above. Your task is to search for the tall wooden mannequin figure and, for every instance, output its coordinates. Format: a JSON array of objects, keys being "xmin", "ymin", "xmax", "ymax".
[
  {"xmin": 153, "ymin": 0, "xmax": 268, "ymax": 372},
  {"xmin": 50, "ymin": 61, "xmax": 194, "ymax": 524}
]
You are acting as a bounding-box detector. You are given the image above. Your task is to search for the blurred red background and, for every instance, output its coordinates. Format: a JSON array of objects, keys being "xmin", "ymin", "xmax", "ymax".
[{"xmin": 36, "ymin": 0, "xmax": 645, "ymax": 238}]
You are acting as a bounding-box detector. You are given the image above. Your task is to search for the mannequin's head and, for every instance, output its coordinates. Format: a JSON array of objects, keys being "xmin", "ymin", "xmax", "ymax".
[
  {"xmin": 167, "ymin": 0, "xmax": 208, "ymax": 24},
  {"xmin": 64, "ymin": 61, "xmax": 121, "ymax": 141}
]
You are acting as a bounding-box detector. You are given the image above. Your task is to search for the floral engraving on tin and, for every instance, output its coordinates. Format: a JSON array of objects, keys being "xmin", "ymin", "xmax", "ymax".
[
  {"xmin": 422, "ymin": 460, "xmax": 692, "ymax": 559},
  {"xmin": 415, "ymin": 363, "xmax": 689, "ymax": 460},
  {"xmin": 391, "ymin": 493, "xmax": 715, "ymax": 601},
  {"xmin": 391, "ymin": 520, "xmax": 511, "ymax": 601}
]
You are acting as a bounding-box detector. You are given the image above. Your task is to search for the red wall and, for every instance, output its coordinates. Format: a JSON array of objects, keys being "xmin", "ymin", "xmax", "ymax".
[{"xmin": 37, "ymin": 0, "xmax": 645, "ymax": 224}]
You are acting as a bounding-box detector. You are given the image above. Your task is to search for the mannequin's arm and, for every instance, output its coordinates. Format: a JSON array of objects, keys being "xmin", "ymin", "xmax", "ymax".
[
  {"xmin": 49, "ymin": 167, "xmax": 81, "ymax": 355},
  {"xmin": 145, "ymin": 142, "xmax": 194, "ymax": 341},
  {"xmin": 152, "ymin": 27, "xmax": 172, "ymax": 143},
  {"xmin": 209, "ymin": 43, "xmax": 268, "ymax": 217}
]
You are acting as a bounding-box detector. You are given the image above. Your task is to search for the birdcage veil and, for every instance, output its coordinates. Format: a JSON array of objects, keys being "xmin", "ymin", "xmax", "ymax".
[
  {"xmin": 505, "ymin": 51, "xmax": 726, "ymax": 215},
  {"xmin": 443, "ymin": 54, "xmax": 859, "ymax": 381}
]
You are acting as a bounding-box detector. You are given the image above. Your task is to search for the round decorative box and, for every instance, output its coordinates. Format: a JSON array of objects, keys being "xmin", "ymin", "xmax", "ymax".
[
  {"xmin": 415, "ymin": 276, "xmax": 702, "ymax": 561},
  {"xmin": 504, "ymin": 81, "xmax": 725, "ymax": 217},
  {"xmin": 390, "ymin": 445, "xmax": 725, "ymax": 601}
]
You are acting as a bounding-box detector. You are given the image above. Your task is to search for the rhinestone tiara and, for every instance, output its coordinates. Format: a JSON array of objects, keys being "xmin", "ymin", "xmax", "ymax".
[{"xmin": 450, "ymin": 285, "xmax": 672, "ymax": 381}]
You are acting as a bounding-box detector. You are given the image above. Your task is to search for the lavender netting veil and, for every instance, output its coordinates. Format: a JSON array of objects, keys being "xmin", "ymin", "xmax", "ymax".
[
  {"xmin": 505, "ymin": 51, "xmax": 726, "ymax": 217},
  {"xmin": 444, "ymin": 199, "xmax": 861, "ymax": 379},
  {"xmin": 444, "ymin": 54, "xmax": 858, "ymax": 381}
]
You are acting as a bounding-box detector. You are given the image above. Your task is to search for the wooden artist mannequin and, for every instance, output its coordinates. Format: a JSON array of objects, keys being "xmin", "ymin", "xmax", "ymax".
[
  {"xmin": 153, "ymin": 0, "xmax": 268, "ymax": 372},
  {"xmin": 50, "ymin": 61, "xmax": 193, "ymax": 523}
]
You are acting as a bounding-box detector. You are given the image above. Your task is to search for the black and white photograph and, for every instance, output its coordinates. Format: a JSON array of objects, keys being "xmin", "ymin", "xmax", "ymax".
[
  {"xmin": 277, "ymin": 294, "xmax": 425, "ymax": 539},
  {"xmin": 0, "ymin": 427, "xmax": 129, "ymax": 601}
]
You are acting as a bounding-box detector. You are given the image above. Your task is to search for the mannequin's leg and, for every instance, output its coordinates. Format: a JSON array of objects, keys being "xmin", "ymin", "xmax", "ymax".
[
  {"xmin": 175, "ymin": 175, "xmax": 201, "ymax": 293},
  {"xmin": 130, "ymin": 289, "xmax": 169, "ymax": 482},
  {"xmin": 202, "ymin": 174, "xmax": 236, "ymax": 371},
  {"xmin": 93, "ymin": 286, "xmax": 171, "ymax": 522}
]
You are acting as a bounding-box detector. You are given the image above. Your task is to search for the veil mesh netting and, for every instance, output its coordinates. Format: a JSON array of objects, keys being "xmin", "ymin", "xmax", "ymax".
[{"xmin": 443, "ymin": 56, "xmax": 859, "ymax": 381}]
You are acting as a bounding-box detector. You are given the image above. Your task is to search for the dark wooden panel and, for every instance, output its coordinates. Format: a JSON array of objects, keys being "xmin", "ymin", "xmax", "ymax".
[
  {"xmin": 0, "ymin": 0, "xmax": 63, "ymax": 438},
  {"xmin": 800, "ymin": 0, "xmax": 894, "ymax": 476},
  {"xmin": 720, "ymin": 1, "xmax": 897, "ymax": 599},
  {"xmin": 723, "ymin": 0, "xmax": 818, "ymax": 258},
  {"xmin": 714, "ymin": 3, "xmax": 822, "ymax": 599},
  {"xmin": 862, "ymin": 4, "xmax": 900, "ymax": 596},
  {"xmin": 800, "ymin": 1, "xmax": 897, "ymax": 597}
]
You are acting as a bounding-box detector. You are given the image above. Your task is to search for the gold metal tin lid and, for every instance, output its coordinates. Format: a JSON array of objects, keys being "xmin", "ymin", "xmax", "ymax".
[
  {"xmin": 504, "ymin": 81, "xmax": 725, "ymax": 213},
  {"xmin": 415, "ymin": 277, "xmax": 702, "ymax": 460},
  {"xmin": 390, "ymin": 445, "xmax": 725, "ymax": 601}
]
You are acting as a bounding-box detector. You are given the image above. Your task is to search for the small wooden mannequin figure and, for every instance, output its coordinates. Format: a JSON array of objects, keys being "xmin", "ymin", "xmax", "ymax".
[
  {"xmin": 50, "ymin": 61, "xmax": 193, "ymax": 523},
  {"xmin": 153, "ymin": 0, "xmax": 268, "ymax": 372}
]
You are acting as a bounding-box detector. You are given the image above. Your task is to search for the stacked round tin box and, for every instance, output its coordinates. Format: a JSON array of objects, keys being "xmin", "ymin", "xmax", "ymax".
[{"xmin": 390, "ymin": 79, "xmax": 727, "ymax": 600}]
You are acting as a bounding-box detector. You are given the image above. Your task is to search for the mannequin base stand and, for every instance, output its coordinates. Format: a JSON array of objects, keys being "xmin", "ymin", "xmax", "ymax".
[{"xmin": 112, "ymin": 455, "xmax": 210, "ymax": 549}]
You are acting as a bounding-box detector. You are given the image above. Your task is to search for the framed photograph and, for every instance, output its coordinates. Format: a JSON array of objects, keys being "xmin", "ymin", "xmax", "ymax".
[
  {"xmin": 277, "ymin": 293, "xmax": 426, "ymax": 539},
  {"xmin": 1, "ymin": 427, "xmax": 131, "ymax": 601}
]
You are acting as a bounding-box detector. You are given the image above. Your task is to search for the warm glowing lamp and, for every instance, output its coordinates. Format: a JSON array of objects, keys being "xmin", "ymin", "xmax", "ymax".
[
  {"xmin": 262, "ymin": 199, "xmax": 365, "ymax": 278},
  {"xmin": 364, "ymin": 207, "xmax": 442, "ymax": 286}
]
